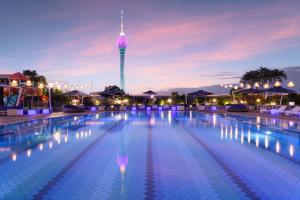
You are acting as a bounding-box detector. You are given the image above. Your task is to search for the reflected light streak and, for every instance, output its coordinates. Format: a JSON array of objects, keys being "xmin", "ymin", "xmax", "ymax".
[
  {"xmin": 248, "ymin": 130, "xmax": 251, "ymax": 144},
  {"xmin": 39, "ymin": 143, "xmax": 44, "ymax": 151},
  {"xmin": 256, "ymin": 116, "xmax": 261, "ymax": 124},
  {"xmin": 11, "ymin": 153, "xmax": 17, "ymax": 162},
  {"xmin": 27, "ymin": 149, "xmax": 32, "ymax": 157},
  {"xmin": 275, "ymin": 141, "xmax": 280, "ymax": 153},
  {"xmin": 49, "ymin": 141, "xmax": 53, "ymax": 149},
  {"xmin": 255, "ymin": 134, "xmax": 259, "ymax": 148},
  {"xmin": 230, "ymin": 127, "xmax": 233, "ymax": 140},
  {"xmin": 289, "ymin": 144, "xmax": 295, "ymax": 157},
  {"xmin": 213, "ymin": 114, "xmax": 217, "ymax": 127},
  {"xmin": 241, "ymin": 131, "xmax": 244, "ymax": 144},
  {"xmin": 64, "ymin": 136, "xmax": 68, "ymax": 143},
  {"xmin": 168, "ymin": 111, "xmax": 172, "ymax": 124},
  {"xmin": 235, "ymin": 127, "xmax": 238, "ymax": 141},
  {"xmin": 264, "ymin": 136, "xmax": 269, "ymax": 149}
]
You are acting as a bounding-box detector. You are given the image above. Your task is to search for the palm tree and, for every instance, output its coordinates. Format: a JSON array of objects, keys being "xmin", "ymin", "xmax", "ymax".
[
  {"xmin": 23, "ymin": 70, "xmax": 47, "ymax": 86},
  {"xmin": 241, "ymin": 67, "xmax": 287, "ymax": 88}
]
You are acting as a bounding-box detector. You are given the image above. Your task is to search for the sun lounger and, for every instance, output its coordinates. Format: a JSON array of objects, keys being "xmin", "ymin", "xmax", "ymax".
[
  {"xmin": 196, "ymin": 105, "xmax": 205, "ymax": 111},
  {"xmin": 177, "ymin": 105, "xmax": 185, "ymax": 111},
  {"xmin": 163, "ymin": 105, "xmax": 169, "ymax": 110},
  {"xmin": 119, "ymin": 106, "xmax": 126, "ymax": 111},
  {"xmin": 139, "ymin": 104, "xmax": 145, "ymax": 110},
  {"xmin": 152, "ymin": 105, "xmax": 158, "ymax": 110},
  {"xmin": 285, "ymin": 106, "xmax": 300, "ymax": 116},
  {"xmin": 62, "ymin": 104, "xmax": 85, "ymax": 113},
  {"xmin": 270, "ymin": 105, "xmax": 288, "ymax": 115}
]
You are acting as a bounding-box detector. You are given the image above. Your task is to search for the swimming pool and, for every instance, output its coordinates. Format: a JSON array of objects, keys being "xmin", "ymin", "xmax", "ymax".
[{"xmin": 0, "ymin": 111, "xmax": 299, "ymax": 199}]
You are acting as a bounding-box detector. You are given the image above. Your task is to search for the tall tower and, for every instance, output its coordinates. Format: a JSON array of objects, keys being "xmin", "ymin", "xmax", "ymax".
[{"xmin": 117, "ymin": 10, "xmax": 128, "ymax": 92}]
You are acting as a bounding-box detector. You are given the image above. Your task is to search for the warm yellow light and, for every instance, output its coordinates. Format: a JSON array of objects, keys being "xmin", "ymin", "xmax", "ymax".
[
  {"xmin": 212, "ymin": 98, "xmax": 217, "ymax": 103},
  {"xmin": 275, "ymin": 141, "xmax": 280, "ymax": 153},
  {"xmin": 11, "ymin": 153, "xmax": 17, "ymax": 161},
  {"xmin": 263, "ymin": 83, "xmax": 269, "ymax": 89},
  {"xmin": 224, "ymin": 85, "xmax": 228, "ymax": 89},
  {"xmin": 289, "ymin": 144, "xmax": 295, "ymax": 157},
  {"xmin": 254, "ymin": 82, "xmax": 260, "ymax": 88},
  {"xmin": 234, "ymin": 85, "xmax": 238, "ymax": 90},
  {"xmin": 27, "ymin": 149, "xmax": 32, "ymax": 157},
  {"xmin": 256, "ymin": 99, "xmax": 261, "ymax": 103},
  {"xmin": 11, "ymin": 80, "xmax": 18, "ymax": 87},
  {"xmin": 38, "ymin": 83, "xmax": 44, "ymax": 89},
  {"xmin": 26, "ymin": 80, "xmax": 32, "ymax": 87},
  {"xmin": 167, "ymin": 98, "xmax": 172, "ymax": 104},
  {"xmin": 287, "ymin": 81, "xmax": 295, "ymax": 88},
  {"xmin": 39, "ymin": 143, "xmax": 44, "ymax": 151},
  {"xmin": 274, "ymin": 81, "xmax": 281, "ymax": 87},
  {"xmin": 246, "ymin": 84, "xmax": 251, "ymax": 89}
]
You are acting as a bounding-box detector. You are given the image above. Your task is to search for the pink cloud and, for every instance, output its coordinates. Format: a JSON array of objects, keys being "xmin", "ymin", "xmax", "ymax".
[{"xmin": 32, "ymin": 1, "xmax": 300, "ymax": 93}]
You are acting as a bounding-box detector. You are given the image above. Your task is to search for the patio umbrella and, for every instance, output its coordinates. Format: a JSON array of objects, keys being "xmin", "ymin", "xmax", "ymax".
[
  {"xmin": 143, "ymin": 90, "xmax": 157, "ymax": 95},
  {"xmin": 64, "ymin": 90, "xmax": 89, "ymax": 97},
  {"xmin": 188, "ymin": 90, "xmax": 213, "ymax": 97},
  {"xmin": 263, "ymin": 86, "xmax": 296, "ymax": 105}
]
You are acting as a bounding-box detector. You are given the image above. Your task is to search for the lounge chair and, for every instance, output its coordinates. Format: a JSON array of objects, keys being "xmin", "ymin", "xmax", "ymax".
[
  {"xmin": 177, "ymin": 105, "xmax": 185, "ymax": 111},
  {"xmin": 285, "ymin": 106, "xmax": 300, "ymax": 116},
  {"xmin": 269, "ymin": 105, "xmax": 288, "ymax": 115},
  {"xmin": 260, "ymin": 106, "xmax": 271, "ymax": 113},
  {"xmin": 196, "ymin": 105, "xmax": 205, "ymax": 111},
  {"xmin": 227, "ymin": 104, "xmax": 249, "ymax": 112},
  {"xmin": 152, "ymin": 105, "xmax": 158, "ymax": 110},
  {"xmin": 163, "ymin": 105, "xmax": 169, "ymax": 110},
  {"xmin": 119, "ymin": 106, "xmax": 126, "ymax": 111},
  {"xmin": 62, "ymin": 104, "xmax": 85, "ymax": 113},
  {"xmin": 138, "ymin": 104, "xmax": 145, "ymax": 110}
]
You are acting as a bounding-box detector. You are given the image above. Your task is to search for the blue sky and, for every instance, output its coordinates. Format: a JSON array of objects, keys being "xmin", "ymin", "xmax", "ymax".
[{"xmin": 0, "ymin": 0, "xmax": 300, "ymax": 93}]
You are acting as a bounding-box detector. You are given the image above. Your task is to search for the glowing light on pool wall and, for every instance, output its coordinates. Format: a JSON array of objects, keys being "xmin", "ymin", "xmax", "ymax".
[{"xmin": 117, "ymin": 10, "xmax": 128, "ymax": 92}]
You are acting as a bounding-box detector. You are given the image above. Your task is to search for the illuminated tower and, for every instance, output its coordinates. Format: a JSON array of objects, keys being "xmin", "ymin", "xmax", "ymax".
[{"xmin": 117, "ymin": 10, "xmax": 128, "ymax": 92}]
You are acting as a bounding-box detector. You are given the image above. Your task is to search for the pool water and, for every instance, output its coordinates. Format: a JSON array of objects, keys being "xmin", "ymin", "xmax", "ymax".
[{"xmin": 0, "ymin": 111, "xmax": 299, "ymax": 199}]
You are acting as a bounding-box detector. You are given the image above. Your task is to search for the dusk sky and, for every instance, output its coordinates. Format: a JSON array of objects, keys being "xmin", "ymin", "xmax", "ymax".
[{"xmin": 1, "ymin": 0, "xmax": 300, "ymax": 94}]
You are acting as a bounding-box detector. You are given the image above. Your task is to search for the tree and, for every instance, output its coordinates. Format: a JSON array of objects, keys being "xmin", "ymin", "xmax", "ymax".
[
  {"xmin": 240, "ymin": 67, "xmax": 287, "ymax": 88},
  {"xmin": 23, "ymin": 70, "xmax": 47, "ymax": 86}
]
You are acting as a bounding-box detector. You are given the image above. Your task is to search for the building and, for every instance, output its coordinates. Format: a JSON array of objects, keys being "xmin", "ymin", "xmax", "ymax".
[{"xmin": 117, "ymin": 10, "xmax": 128, "ymax": 92}]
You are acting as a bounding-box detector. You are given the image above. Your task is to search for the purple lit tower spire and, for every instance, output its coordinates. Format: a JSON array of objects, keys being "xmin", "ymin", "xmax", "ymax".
[{"xmin": 117, "ymin": 10, "xmax": 128, "ymax": 92}]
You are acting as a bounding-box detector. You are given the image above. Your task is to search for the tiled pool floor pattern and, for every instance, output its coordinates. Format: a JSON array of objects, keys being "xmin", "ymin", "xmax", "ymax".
[{"xmin": 0, "ymin": 112, "xmax": 300, "ymax": 199}]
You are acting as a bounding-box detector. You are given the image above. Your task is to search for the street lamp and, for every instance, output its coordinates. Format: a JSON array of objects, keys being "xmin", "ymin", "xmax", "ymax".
[
  {"xmin": 287, "ymin": 81, "xmax": 295, "ymax": 88},
  {"xmin": 26, "ymin": 80, "xmax": 32, "ymax": 87},
  {"xmin": 263, "ymin": 83, "xmax": 270, "ymax": 89},
  {"xmin": 11, "ymin": 80, "xmax": 18, "ymax": 87},
  {"xmin": 38, "ymin": 83, "xmax": 45, "ymax": 89},
  {"xmin": 274, "ymin": 81, "xmax": 281, "ymax": 87}
]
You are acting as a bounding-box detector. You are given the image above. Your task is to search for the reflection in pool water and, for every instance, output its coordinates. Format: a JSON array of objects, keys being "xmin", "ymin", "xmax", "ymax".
[{"xmin": 0, "ymin": 111, "xmax": 299, "ymax": 199}]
